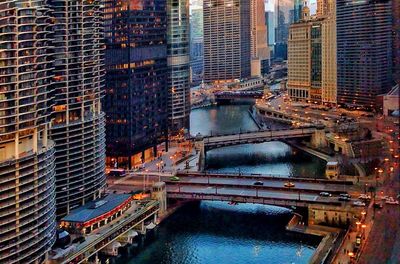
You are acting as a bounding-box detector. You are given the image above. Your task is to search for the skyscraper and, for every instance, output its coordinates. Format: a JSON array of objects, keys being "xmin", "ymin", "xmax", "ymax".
[
  {"xmin": 190, "ymin": 7, "xmax": 204, "ymax": 83},
  {"xmin": 321, "ymin": 0, "xmax": 336, "ymax": 105},
  {"xmin": 0, "ymin": 0, "xmax": 56, "ymax": 261},
  {"xmin": 393, "ymin": 0, "xmax": 400, "ymax": 84},
  {"xmin": 337, "ymin": 0, "xmax": 392, "ymax": 109},
  {"xmin": 288, "ymin": 0, "xmax": 336, "ymax": 105},
  {"xmin": 250, "ymin": 0, "xmax": 270, "ymax": 76},
  {"xmin": 293, "ymin": 0, "xmax": 303, "ymax": 22},
  {"xmin": 50, "ymin": 0, "xmax": 106, "ymax": 217},
  {"xmin": 167, "ymin": 0, "xmax": 191, "ymax": 134},
  {"xmin": 104, "ymin": 0, "xmax": 169, "ymax": 169},
  {"xmin": 287, "ymin": 21, "xmax": 312, "ymax": 102},
  {"xmin": 265, "ymin": 11, "xmax": 275, "ymax": 47},
  {"xmin": 203, "ymin": 0, "xmax": 251, "ymax": 82}
]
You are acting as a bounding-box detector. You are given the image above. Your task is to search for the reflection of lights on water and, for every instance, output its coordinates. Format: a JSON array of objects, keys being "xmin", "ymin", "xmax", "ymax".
[
  {"xmin": 296, "ymin": 244, "xmax": 304, "ymax": 257},
  {"xmin": 253, "ymin": 244, "xmax": 261, "ymax": 257}
]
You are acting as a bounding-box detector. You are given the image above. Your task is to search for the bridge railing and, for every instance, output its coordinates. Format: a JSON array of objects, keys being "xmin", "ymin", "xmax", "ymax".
[
  {"xmin": 199, "ymin": 126, "xmax": 318, "ymax": 139},
  {"xmin": 175, "ymin": 171, "xmax": 354, "ymax": 185},
  {"xmin": 166, "ymin": 181, "xmax": 350, "ymax": 194}
]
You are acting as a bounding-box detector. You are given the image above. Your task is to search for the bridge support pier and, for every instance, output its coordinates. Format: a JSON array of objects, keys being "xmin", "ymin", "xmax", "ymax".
[
  {"xmin": 311, "ymin": 129, "xmax": 328, "ymax": 149},
  {"xmin": 151, "ymin": 182, "xmax": 167, "ymax": 214}
]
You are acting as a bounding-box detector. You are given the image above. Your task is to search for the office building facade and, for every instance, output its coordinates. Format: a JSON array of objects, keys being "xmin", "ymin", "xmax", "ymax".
[
  {"xmin": 321, "ymin": 0, "xmax": 336, "ymax": 105},
  {"xmin": 250, "ymin": 0, "xmax": 270, "ymax": 76},
  {"xmin": 0, "ymin": 0, "xmax": 56, "ymax": 261},
  {"xmin": 337, "ymin": 0, "xmax": 392, "ymax": 109},
  {"xmin": 287, "ymin": 21, "xmax": 312, "ymax": 101},
  {"xmin": 288, "ymin": 0, "xmax": 336, "ymax": 105},
  {"xmin": 393, "ymin": 0, "xmax": 400, "ymax": 84},
  {"xmin": 104, "ymin": 0, "xmax": 169, "ymax": 169},
  {"xmin": 167, "ymin": 0, "xmax": 191, "ymax": 134},
  {"xmin": 50, "ymin": 0, "xmax": 106, "ymax": 217},
  {"xmin": 293, "ymin": 0, "xmax": 303, "ymax": 23},
  {"xmin": 190, "ymin": 8, "xmax": 204, "ymax": 84},
  {"xmin": 203, "ymin": 0, "xmax": 251, "ymax": 82}
]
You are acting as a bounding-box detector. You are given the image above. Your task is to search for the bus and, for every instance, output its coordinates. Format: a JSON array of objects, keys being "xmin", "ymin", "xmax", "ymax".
[{"xmin": 108, "ymin": 168, "xmax": 126, "ymax": 177}]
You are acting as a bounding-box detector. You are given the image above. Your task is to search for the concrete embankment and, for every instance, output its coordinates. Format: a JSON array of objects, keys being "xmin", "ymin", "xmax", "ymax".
[
  {"xmin": 286, "ymin": 214, "xmax": 343, "ymax": 264},
  {"xmin": 283, "ymin": 140, "xmax": 331, "ymax": 162}
]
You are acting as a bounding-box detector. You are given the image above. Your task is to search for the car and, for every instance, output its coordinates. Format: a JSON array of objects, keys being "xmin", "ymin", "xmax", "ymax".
[
  {"xmin": 358, "ymin": 194, "xmax": 371, "ymax": 201},
  {"xmin": 253, "ymin": 181, "xmax": 264, "ymax": 186},
  {"xmin": 385, "ymin": 198, "xmax": 399, "ymax": 205},
  {"xmin": 169, "ymin": 176, "xmax": 180, "ymax": 182},
  {"xmin": 355, "ymin": 235, "xmax": 362, "ymax": 247},
  {"xmin": 338, "ymin": 196, "xmax": 351, "ymax": 202},
  {"xmin": 319, "ymin": 192, "xmax": 332, "ymax": 197},
  {"xmin": 353, "ymin": 201, "xmax": 366, "ymax": 207},
  {"xmin": 340, "ymin": 193, "xmax": 351, "ymax": 198},
  {"xmin": 284, "ymin": 181, "xmax": 295, "ymax": 188}
]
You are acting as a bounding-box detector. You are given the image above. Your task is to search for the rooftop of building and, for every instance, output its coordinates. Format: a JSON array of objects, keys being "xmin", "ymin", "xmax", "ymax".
[{"xmin": 61, "ymin": 193, "xmax": 132, "ymax": 224}]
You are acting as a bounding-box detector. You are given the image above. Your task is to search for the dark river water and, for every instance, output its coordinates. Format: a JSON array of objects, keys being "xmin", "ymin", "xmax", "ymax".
[
  {"xmin": 123, "ymin": 103, "xmax": 324, "ymax": 264},
  {"xmin": 125, "ymin": 202, "xmax": 321, "ymax": 264},
  {"xmin": 190, "ymin": 104, "xmax": 326, "ymax": 178}
]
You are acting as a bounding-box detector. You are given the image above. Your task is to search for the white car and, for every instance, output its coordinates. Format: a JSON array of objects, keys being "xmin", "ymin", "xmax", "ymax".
[
  {"xmin": 358, "ymin": 194, "xmax": 371, "ymax": 200},
  {"xmin": 385, "ymin": 198, "xmax": 399, "ymax": 205},
  {"xmin": 319, "ymin": 192, "xmax": 332, "ymax": 197},
  {"xmin": 353, "ymin": 201, "xmax": 366, "ymax": 207}
]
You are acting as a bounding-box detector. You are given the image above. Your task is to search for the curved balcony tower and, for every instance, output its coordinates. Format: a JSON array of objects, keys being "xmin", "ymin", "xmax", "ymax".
[
  {"xmin": 50, "ymin": 0, "xmax": 106, "ymax": 218},
  {"xmin": 0, "ymin": 1, "xmax": 57, "ymax": 262}
]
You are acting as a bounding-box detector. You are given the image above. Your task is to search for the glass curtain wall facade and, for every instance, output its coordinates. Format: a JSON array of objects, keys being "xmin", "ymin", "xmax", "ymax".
[
  {"xmin": 104, "ymin": 0, "xmax": 168, "ymax": 169},
  {"xmin": 49, "ymin": 0, "xmax": 106, "ymax": 217},
  {"xmin": 0, "ymin": 1, "xmax": 56, "ymax": 262},
  {"xmin": 393, "ymin": 0, "xmax": 400, "ymax": 84},
  {"xmin": 167, "ymin": 0, "xmax": 190, "ymax": 134},
  {"xmin": 189, "ymin": 8, "xmax": 203, "ymax": 84},
  {"xmin": 293, "ymin": 0, "xmax": 303, "ymax": 23},
  {"xmin": 310, "ymin": 22, "xmax": 322, "ymax": 103},
  {"xmin": 337, "ymin": 0, "xmax": 392, "ymax": 109}
]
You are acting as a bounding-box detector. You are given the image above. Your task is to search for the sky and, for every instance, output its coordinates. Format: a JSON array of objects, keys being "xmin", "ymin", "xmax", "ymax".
[{"xmin": 190, "ymin": 0, "xmax": 317, "ymax": 16}]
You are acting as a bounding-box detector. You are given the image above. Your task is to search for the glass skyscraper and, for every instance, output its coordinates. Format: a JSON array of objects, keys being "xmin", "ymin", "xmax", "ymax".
[
  {"xmin": 337, "ymin": 0, "xmax": 393, "ymax": 109},
  {"xmin": 104, "ymin": 0, "xmax": 169, "ymax": 169},
  {"xmin": 293, "ymin": 0, "xmax": 303, "ymax": 22},
  {"xmin": 167, "ymin": 0, "xmax": 191, "ymax": 134}
]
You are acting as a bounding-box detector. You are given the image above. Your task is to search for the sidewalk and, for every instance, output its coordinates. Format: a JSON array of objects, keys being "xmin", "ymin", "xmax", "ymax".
[{"xmin": 139, "ymin": 143, "xmax": 200, "ymax": 174}]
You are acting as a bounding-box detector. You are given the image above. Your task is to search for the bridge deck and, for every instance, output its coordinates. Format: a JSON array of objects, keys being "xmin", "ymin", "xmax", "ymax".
[
  {"xmin": 202, "ymin": 127, "xmax": 317, "ymax": 148},
  {"xmin": 165, "ymin": 173, "xmax": 358, "ymax": 208}
]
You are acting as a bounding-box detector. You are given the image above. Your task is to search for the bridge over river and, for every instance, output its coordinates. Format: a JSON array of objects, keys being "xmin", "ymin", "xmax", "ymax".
[
  {"xmin": 195, "ymin": 125, "xmax": 327, "ymax": 170},
  {"xmin": 165, "ymin": 172, "xmax": 363, "ymax": 225}
]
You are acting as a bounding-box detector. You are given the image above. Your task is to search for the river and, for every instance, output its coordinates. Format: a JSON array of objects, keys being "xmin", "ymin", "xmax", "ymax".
[{"xmin": 123, "ymin": 103, "xmax": 324, "ymax": 264}]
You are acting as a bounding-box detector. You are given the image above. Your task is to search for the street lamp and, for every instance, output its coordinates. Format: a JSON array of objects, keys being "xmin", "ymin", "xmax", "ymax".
[{"xmin": 356, "ymin": 221, "xmax": 361, "ymax": 231}]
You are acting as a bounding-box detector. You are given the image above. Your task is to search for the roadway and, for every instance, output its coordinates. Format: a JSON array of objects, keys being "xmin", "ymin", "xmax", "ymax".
[
  {"xmin": 172, "ymin": 175, "xmax": 352, "ymax": 193},
  {"xmin": 168, "ymin": 185, "xmax": 324, "ymax": 202}
]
